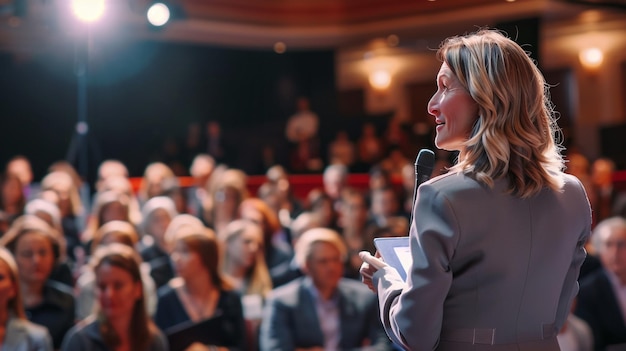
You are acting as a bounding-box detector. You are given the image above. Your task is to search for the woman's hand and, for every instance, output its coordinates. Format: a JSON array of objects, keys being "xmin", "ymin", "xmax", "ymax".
[{"xmin": 359, "ymin": 251, "xmax": 387, "ymax": 293}]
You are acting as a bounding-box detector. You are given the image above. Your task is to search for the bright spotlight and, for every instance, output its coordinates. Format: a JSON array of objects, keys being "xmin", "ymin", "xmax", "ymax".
[
  {"xmin": 147, "ymin": 3, "xmax": 170, "ymax": 27},
  {"xmin": 71, "ymin": 0, "xmax": 105, "ymax": 23}
]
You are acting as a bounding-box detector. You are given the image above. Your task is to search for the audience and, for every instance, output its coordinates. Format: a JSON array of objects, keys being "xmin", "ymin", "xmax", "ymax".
[{"xmin": 0, "ymin": 122, "xmax": 625, "ymax": 351}]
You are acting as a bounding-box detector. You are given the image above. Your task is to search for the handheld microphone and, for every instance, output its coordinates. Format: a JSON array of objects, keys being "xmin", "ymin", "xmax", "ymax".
[
  {"xmin": 409, "ymin": 149, "xmax": 435, "ymax": 226},
  {"xmin": 415, "ymin": 149, "xmax": 435, "ymax": 189}
]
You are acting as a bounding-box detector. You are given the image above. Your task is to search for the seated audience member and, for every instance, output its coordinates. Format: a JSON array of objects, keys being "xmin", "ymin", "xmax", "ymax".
[
  {"xmin": 238, "ymin": 198, "xmax": 293, "ymax": 275},
  {"xmin": 187, "ymin": 154, "xmax": 215, "ymax": 217},
  {"xmin": 47, "ymin": 161, "xmax": 90, "ymax": 225},
  {"xmin": 590, "ymin": 158, "xmax": 626, "ymax": 224},
  {"xmin": 322, "ymin": 164, "xmax": 348, "ymax": 208},
  {"xmin": 40, "ymin": 171, "xmax": 85, "ymax": 261},
  {"xmin": 327, "ymin": 130, "xmax": 355, "ymax": 168},
  {"xmin": 82, "ymin": 190, "xmax": 132, "ymax": 247},
  {"xmin": 356, "ymin": 123, "xmax": 384, "ymax": 170},
  {"xmin": 0, "ymin": 246, "xmax": 53, "ymax": 350},
  {"xmin": 75, "ymin": 220, "xmax": 157, "ymax": 320},
  {"xmin": 0, "ymin": 171, "xmax": 26, "ymax": 234},
  {"xmin": 379, "ymin": 145, "xmax": 410, "ymax": 179},
  {"xmin": 369, "ymin": 186, "xmax": 405, "ymax": 227},
  {"xmin": 139, "ymin": 196, "xmax": 178, "ymax": 263},
  {"xmin": 137, "ymin": 162, "xmax": 177, "ymax": 206},
  {"xmin": 264, "ymin": 165, "xmax": 304, "ymax": 224},
  {"xmin": 221, "ymin": 219, "xmax": 272, "ymax": 298},
  {"xmin": 369, "ymin": 165, "xmax": 393, "ymax": 192},
  {"xmin": 24, "ymin": 199, "xmax": 74, "ymax": 287},
  {"xmin": 61, "ymin": 244, "xmax": 167, "ymax": 351},
  {"xmin": 202, "ymin": 168, "xmax": 248, "ymax": 234},
  {"xmin": 155, "ymin": 224, "xmax": 246, "ymax": 351},
  {"xmin": 148, "ymin": 213, "xmax": 203, "ymax": 289},
  {"xmin": 5, "ymin": 155, "xmax": 36, "ymax": 200},
  {"xmin": 337, "ymin": 188, "xmax": 378, "ymax": 280},
  {"xmin": 221, "ymin": 219, "xmax": 272, "ymax": 351},
  {"xmin": 98, "ymin": 175, "xmax": 143, "ymax": 227},
  {"xmin": 306, "ymin": 189, "xmax": 337, "ymax": 230},
  {"xmin": 268, "ymin": 212, "xmax": 322, "ymax": 289},
  {"xmin": 259, "ymin": 228, "xmax": 392, "ymax": 351},
  {"xmin": 575, "ymin": 217, "xmax": 626, "ymax": 350},
  {"xmin": 95, "ymin": 160, "xmax": 129, "ymax": 193},
  {"xmin": 0, "ymin": 215, "xmax": 75, "ymax": 349}
]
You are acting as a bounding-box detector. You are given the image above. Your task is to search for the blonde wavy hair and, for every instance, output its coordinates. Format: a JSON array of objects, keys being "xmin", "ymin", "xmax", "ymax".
[
  {"xmin": 440, "ymin": 29, "xmax": 564, "ymax": 198},
  {"xmin": 220, "ymin": 219, "xmax": 272, "ymax": 297}
]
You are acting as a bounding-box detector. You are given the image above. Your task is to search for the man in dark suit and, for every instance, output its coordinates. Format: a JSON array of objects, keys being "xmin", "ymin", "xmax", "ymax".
[
  {"xmin": 575, "ymin": 216, "xmax": 626, "ymax": 351},
  {"xmin": 259, "ymin": 228, "xmax": 391, "ymax": 351}
]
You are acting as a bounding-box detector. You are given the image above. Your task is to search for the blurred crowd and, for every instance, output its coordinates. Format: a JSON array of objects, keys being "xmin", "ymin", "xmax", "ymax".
[{"xmin": 0, "ymin": 128, "xmax": 625, "ymax": 350}]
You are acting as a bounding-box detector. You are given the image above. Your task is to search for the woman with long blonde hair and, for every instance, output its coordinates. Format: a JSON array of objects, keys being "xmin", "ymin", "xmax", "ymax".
[{"xmin": 360, "ymin": 29, "xmax": 591, "ymax": 350}]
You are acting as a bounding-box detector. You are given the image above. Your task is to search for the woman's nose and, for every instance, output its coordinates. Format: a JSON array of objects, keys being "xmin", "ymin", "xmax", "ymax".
[{"xmin": 427, "ymin": 93, "xmax": 439, "ymax": 117}]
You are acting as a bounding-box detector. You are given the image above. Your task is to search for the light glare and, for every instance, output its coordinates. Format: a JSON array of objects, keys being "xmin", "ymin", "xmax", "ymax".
[
  {"xmin": 579, "ymin": 47, "xmax": 603, "ymax": 69},
  {"xmin": 147, "ymin": 3, "xmax": 170, "ymax": 27},
  {"xmin": 71, "ymin": 0, "xmax": 105, "ymax": 23},
  {"xmin": 369, "ymin": 70, "xmax": 391, "ymax": 90}
]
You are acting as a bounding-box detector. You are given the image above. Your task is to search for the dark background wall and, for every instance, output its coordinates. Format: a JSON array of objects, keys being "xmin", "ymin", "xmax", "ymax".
[{"xmin": 0, "ymin": 39, "xmax": 338, "ymax": 181}]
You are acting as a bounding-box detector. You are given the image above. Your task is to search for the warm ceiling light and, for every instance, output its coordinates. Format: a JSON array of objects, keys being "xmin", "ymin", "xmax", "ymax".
[
  {"xmin": 506, "ymin": 0, "xmax": 516, "ymax": 2},
  {"xmin": 274, "ymin": 42, "xmax": 286, "ymax": 54},
  {"xmin": 387, "ymin": 34, "xmax": 399, "ymax": 47},
  {"xmin": 369, "ymin": 70, "xmax": 391, "ymax": 90},
  {"xmin": 579, "ymin": 47, "xmax": 604, "ymax": 70}
]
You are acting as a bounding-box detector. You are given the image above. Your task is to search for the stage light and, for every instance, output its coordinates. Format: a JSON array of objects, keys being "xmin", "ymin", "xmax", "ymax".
[
  {"xmin": 147, "ymin": 2, "xmax": 170, "ymax": 27},
  {"xmin": 369, "ymin": 70, "xmax": 392, "ymax": 90},
  {"xmin": 71, "ymin": 0, "xmax": 105, "ymax": 23},
  {"xmin": 579, "ymin": 47, "xmax": 603, "ymax": 70}
]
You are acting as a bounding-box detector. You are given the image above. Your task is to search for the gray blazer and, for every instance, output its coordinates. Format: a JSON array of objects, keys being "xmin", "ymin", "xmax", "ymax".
[
  {"xmin": 373, "ymin": 172, "xmax": 591, "ymax": 351},
  {"xmin": 3, "ymin": 317, "xmax": 53, "ymax": 351},
  {"xmin": 260, "ymin": 277, "xmax": 392, "ymax": 351}
]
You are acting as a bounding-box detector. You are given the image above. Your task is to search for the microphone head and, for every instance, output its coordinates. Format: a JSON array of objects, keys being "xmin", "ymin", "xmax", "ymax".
[{"xmin": 415, "ymin": 148, "xmax": 435, "ymax": 178}]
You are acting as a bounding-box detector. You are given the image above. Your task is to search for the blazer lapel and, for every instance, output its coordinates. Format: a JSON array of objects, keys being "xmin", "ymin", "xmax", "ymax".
[
  {"xmin": 338, "ymin": 282, "xmax": 358, "ymax": 348},
  {"xmin": 298, "ymin": 283, "xmax": 325, "ymax": 346},
  {"xmin": 599, "ymin": 271, "xmax": 626, "ymax": 331}
]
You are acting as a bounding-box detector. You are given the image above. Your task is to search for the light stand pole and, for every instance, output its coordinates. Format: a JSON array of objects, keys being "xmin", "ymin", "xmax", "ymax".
[
  {"xmin": 66, "ymin": 29, "xmax": 90, "ymax": 181},
  {"xmin": 65, "ymin": 0, "xmax": 104, "ymax": 182}
]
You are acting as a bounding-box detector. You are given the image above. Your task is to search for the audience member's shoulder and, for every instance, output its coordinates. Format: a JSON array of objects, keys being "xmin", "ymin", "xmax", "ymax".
[
  {"xmin": 11, "ymin": 317, "xmax": 50, "ymax": 339},
  {"xmin": 45, "ymin": 280, "xmax": 75, "ymax": 307},
  {"xmin": 267, "ymin": 277, "xmax": 304, "ymax": 300},
  {"xmin": 579, "ymin": 268, "xmax": 608, "ymax": 288},
  {"xmin": 62, "ymin": 317, "xmax": 98, "ymax": 347},
  {"xmin": 339, "ymin": 277, "xmax": 375, "ymax": 296},
  {"xmin": 157, "ymin": 279, "xmax": 178, "ymax": 298}
]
